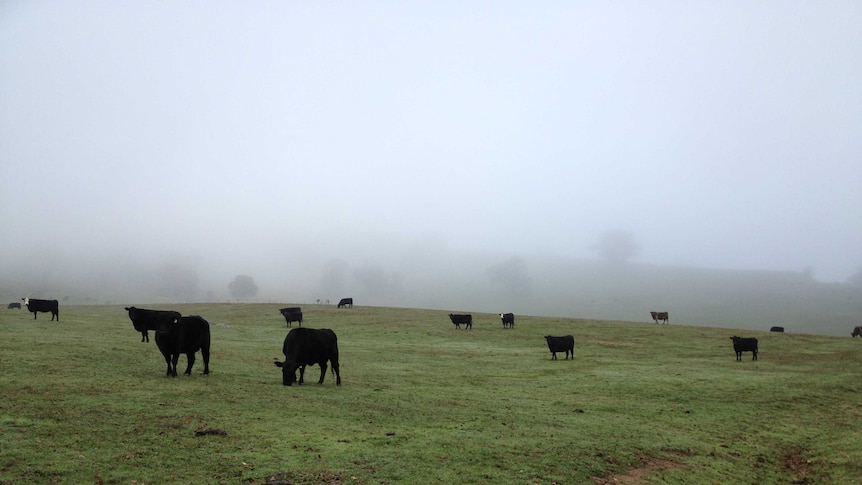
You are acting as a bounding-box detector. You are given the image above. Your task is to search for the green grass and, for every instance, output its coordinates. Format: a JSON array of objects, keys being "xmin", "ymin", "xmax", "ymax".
[{"xmin": 1, "ymin": 304, "xmax": 861, "ymax": 484}]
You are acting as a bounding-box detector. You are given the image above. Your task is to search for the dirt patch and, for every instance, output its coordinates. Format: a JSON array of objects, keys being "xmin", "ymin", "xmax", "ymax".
[
  {"xmin": 593, "ymin": 456, "xmax": 687, "ymax": 484},
  {"xmin": 782, "ymin": 447, "xmax": 814, "ymax": 484}
]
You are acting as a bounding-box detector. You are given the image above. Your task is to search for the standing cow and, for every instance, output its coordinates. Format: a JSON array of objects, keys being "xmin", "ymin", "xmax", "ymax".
[
  {"xmin": 852, "ymin": 326, "xmax": 862, "ymax": 338},
  {"xmin": 730, "ymin": 336, "xmax": 758, "ymax": 361},
  {"xmin": 125, "ymin": 306, "xmax": 181, "ymax": 343},
  {"xmin": 22, "ymin": 298, "xmax": 59, "ymax": 321},
  {"xmin": 279, "ymin": 307, "xmax": 303, "ymax": 327},
  {"xmin": 449, "ymin": 313, "xmax": 472, "ymax": 329},
  {"xmin": 155, "ymin": 315, "xmax": 211, "ymax": 377},
  {"xmin": 500, "ymin": 313, "xmax": 515, "ymax": 329},
  {"xmin": 650, "ymin": 311, "xmax": 669, "ymax": 324},
  {"xmin": 273, "ymin": 327, "xmax": 341, "ymax": 386},
  {"xmin": 544, "ymin": 335, "xmax": 575, "ymax": 360}
]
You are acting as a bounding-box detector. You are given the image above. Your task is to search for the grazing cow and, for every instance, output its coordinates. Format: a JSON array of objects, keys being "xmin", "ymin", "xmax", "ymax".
[
  {"xmin": 337, "ymin": 297, "xmax": 353, "ymax": 308},
  {"xmin": 544, "ymin": 335, "xmax": 575, "ymax": 360},
  {"xmin": 730, "ymin": 336, "xmax": 758, "ymax": 361},
  {"xmin": 22, "ymin": 297, "xmax": 59, "ymax": 321},
  {"xmin": 500, "ymin": 313, "xmax": 515, "ymax": 329},
  {"xmin": 852, "ymin": 326, "xmax": 862, "ymax": 338},
  {"xmin": 449, "ymin": 313, "xmax": 472, "ymax": 329},
  {"xmin": 279, "ymin": 307, "xmax": 303, "ymax": 327},
  {"xmin": 125, "ymin": 306, "xmax": 181, "ymax": 343},
  {"xmin": 650, "ymin": 311, "xmax": 669, "ymax": 324},
  {"xmin": 155, "ymin": 315, "xmax": 211, "ymax": 377},
  {"xmin": 770, "ymin": 326, "xmax": 785, "ymax": 333},
  {"xmin": 7, "ymin": 302, "xmax": 21, "ymax": 309},
  {"xmin": 273, "ymin": 327, "xmax": 341, "ymax": 386}
]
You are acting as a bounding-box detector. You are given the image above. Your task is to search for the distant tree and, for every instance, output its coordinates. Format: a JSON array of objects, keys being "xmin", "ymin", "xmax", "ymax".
[
  {"xmin": 487, "ymin": 256, "xmax": 531, "ymax": 298},
  {"xmin": 593, "ymin": 229, "xmax": 640, "ymax": 264},
  {"xmin": 228, "ymin": 275, "xmax": 258, "ymax": 301}
]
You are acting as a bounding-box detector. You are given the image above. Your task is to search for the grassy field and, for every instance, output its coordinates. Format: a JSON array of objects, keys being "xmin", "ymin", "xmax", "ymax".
[{"xmin": 1, "ymin": 303, "xmax": 860, "ymax": 484}]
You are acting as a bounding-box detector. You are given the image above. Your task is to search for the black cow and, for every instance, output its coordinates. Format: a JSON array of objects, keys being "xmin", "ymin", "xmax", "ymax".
[
  {"xmin": 449, "ymin": 313, "xmax": 472, "ymax": 329},
  {"xmin": 770, "ymin": 326, "xmax": 785, "ymax": 333},
  {"xmin": 730, "ymin": 336, "xmax": 758, "ymax": 361},
  {"xmin": 279, "ymin": 307, "xmax": 303, "ymax": 327},
  {"xmin": 22, "ymin": 298, "xmax": 59, "ymax": 321},
  {"xmin": 650, "ymin": 311, "xmax": 669, "ymax": 324},
  {"xmin": 273, "ymin": 327, "xmax": 341, "ymax": 386},
  {"xmin": 155, "ymin": 315, "xmax": 211, "ymax": 377},
  {"xmin": 337, "ymin": 298, "xmax": 353, "ymax": 308},
  {"xmin": 7, "ymin": 302, "xmax": 21, "ymax": 309},
  {"xmin": 125, "ymin": 306, "xmax": 181, "ymax": 343},
  {"xmin": 852, "ymin": 326, "xmax": 862, "ymax": 338},
  {"xmin": 544, "ymin": 335, "xmax": 575, "ymax": 360},
  {"xmin": 500, "ymin": 313, "xmax": 515, "ymax": 329}
]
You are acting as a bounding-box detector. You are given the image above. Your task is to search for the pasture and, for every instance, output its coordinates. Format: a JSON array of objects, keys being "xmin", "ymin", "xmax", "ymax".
[{"xmin": 1, "ymin": 304, "xmax": 860, "ymax": 484}]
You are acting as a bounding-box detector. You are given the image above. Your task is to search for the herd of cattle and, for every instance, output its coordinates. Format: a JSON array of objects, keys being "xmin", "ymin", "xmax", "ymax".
[{"xmin": 9, "ymin": 298, "xmax": 862, "ymax": 384}]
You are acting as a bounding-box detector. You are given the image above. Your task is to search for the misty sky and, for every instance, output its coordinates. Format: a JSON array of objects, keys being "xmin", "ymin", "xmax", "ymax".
[{"xmin": 2, "ymin": 1, "xmax": 860, "ymax": 285}]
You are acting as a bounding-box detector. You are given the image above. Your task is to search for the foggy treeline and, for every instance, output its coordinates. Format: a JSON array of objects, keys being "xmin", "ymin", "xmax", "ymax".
[{"xmin": 3, "ymin": 243, "xmax": 860, "ymax": 337}]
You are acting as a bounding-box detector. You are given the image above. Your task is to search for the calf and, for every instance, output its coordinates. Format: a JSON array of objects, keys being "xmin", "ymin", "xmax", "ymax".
[
  {"xmin": 22, "ymin": 298, "xmax": 59, "ymax": 321},
  {"xmin": 155, "ymin": 315, "xmax": 211, "ymax": 377},
  {"xmin": 279, "ymin": 307, "xmax": 303, "ymax": 327},
  {"xmin": 730, "ymin": 336, "xmax": 758, "ymax": 361},
  {"xmin": 449, "ymin": 313, "xmax": 472, "ymax": 329},
  {"xmin": 125, "ymin": 306, "xmax": 181, "ymax": 343},
  {"xmin": 544, "ymin": 335, "xmax": 575, "ymax": 360},
  {"xmin": 500, "ymin": 313, "xmax": 515, "ymax": 329},
  {"xmin": 273, "ymin": 327, "xmax": 341, "ymax": 386}
]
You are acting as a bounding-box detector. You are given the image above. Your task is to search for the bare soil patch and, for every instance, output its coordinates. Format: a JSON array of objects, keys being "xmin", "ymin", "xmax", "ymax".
[{"xmin": 593, "ymin": 456, "xmax": 687, "ymax": 484}]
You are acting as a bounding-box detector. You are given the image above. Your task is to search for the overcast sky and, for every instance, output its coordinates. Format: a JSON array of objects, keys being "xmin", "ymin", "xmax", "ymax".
[{"xmin": 2, "ymin": 1, "xmax": 860, "ymax": 285}]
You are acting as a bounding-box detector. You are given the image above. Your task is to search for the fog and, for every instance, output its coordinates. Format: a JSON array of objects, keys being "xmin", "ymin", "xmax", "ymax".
[{"xmin": 2, "ymin": 3, "xmax": 861, "ymax": 319}]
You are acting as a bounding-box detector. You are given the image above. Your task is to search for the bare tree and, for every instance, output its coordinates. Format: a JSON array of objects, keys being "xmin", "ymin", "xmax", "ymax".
[
  {"xmin": 228, "ymin": 275, "xmax": 258, "ymax": 301},
  {"xmin": 593, "ymin": 229, "xmax": 640, "ymax": 264}
]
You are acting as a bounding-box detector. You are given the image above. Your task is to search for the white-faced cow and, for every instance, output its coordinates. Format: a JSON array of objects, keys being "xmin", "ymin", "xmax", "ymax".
[
  {"xmin": 337, "ymin": 298, "xmax": 353, "ymax": 308},
  {"xmin": 22, "ymin": 297, "xmax": 59, "ymax": 321},
  {"xmin": 500, "ymin": 313, "xmax": 515, "ymax": 329},
  {"xmin": 273, "ymin": 327, "xmax": 341, "ymax": 386},
  {"xmin": 730, "ymin": 336, "xmax": 758, "ymax": 361},
  {"xmin": 650, "ymin": 311, "xmax": 669, "ymax": 324},
  {"xmin": 449, "ymin": 313, "xmax": 472, "ymax": 329},
  {"xmin": 155, "ymin": 315, "xmax": 211, "ymax": 377},
  {"xmin": 279, "ymin": 307, "xmax": 303, "ymax": 327},
  {"xmin": 125, "ymin": 306, "xmax": 181, "ymax": 343},
  {"xmin": 544, "ymin": 335, "xmax": 575, "ymax": 360}
]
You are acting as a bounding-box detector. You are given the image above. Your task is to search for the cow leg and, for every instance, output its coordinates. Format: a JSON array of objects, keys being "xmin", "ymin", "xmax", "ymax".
[
  {"xmin": 141, "ymin": 331, "xmax": 148, "ymax": 343},
  {"xmin": 201, "ymin": 347, "xmax": 210, "ymax": 375},
  {"xmin": 170, "ymin": 354, "xmax": 179, "ymax": 377},
  {"xmin": 332, "ymin": 361, "xmax": 341, "ymax": 385},
  {"xmin": 298, "ymin": 365, "xmax": 306, "ymax": 385},
  {"xmin": 318, "ymin": 362, "xmax": 328, "ymax": 384},
  {"xmin": 752, "ymin": 351, "xmax": 758, "ymax": 361},
  {"xmin": 184, "ymin": 352, "xmax": 195, "ymax": 375}
]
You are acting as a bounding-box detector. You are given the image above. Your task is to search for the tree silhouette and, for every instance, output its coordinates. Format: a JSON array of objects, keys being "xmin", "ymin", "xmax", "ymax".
[{"xmin": 228, "ymin": 275, "xmax": 258, "ymax": 301}]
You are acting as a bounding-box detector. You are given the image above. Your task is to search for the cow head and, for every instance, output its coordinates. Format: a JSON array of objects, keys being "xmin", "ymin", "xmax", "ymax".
[
  {"xmin": 22, "ymin": 297, "xmax": 29, "ymax": 306},
  {"xmin": 273, "ymin": 360, "xmax": 299, "ymax": 386},
  {"xmin": 155, "ymin": 315, "xmax": 180, "ymax": 336}
]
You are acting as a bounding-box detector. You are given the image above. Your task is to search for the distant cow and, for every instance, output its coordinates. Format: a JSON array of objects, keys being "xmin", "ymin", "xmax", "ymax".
[
  {"xmin": 852, "ymin": 326, "xmax": 862, "ymax": 338},
  {"xmin": 125, "ymin": 306, "xmax": 181, "ymax": 343},
  {"xmin": 500, "ymin": 313, "xmax": 515, "ymax": 329},
  {"xmin": 544, "ymin": 335, "xmax": 575, "ymax": 360},
  {"xmin": 730, "ymin": 336, "xmax": 758, "ymax": 361},
  {"xmin": 279, "ymin": 307, "xmax": 303, "ymax": 327},
  {"xmin": 337, "ymin": 298, "xmax": 353, "ymax": 308},
  {"xmin": 22, "ymin": 298, "xmax": 59, "ymax": 321},
  {"xmin": 155, "ymin": 315, "xmax": 211, "ymax": 377},
  {"xmin": 449, "ymin": 313, "xmax": 472, "ymax": 329},
  {"xmin": 7, "ymin": 302, "xmax": 21, "ymax": 309},
  {"xmin": 273, "ymin": 327, "xmax": 341, "ymax": 386},
  {"xmin": 650, "ymin": 311, "xmax": 669, "ymax": 324},
  {"xmin": 770, "ymin": 326, "xmax": 784, "ymax": 333}
]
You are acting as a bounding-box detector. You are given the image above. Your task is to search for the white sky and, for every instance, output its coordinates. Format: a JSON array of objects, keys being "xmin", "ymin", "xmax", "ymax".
[{"xmin": 1, "ymin": 1, "xmax": 860, "ymax": 283}]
